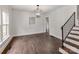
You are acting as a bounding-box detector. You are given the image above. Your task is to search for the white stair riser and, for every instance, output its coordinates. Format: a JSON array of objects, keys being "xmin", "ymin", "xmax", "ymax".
[
  {"xmin": 71, "ymin": 31, "xmax": 79, "ymax": 35},
  {"xmin": 66, "ymin": 38, "xmax": 79, "ymax": 46},
  {"xmin": 68, "ymin": 34, "xmax": 79, "ymax": 40},
  {"xmin": 73, "ymin": 27, "xmax": 79, "ymax": 30}
]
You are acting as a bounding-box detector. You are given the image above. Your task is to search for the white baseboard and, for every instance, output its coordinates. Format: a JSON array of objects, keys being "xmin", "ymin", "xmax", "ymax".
[
  {"xmin": 49, "ymin": 33, "xmax": 62, "ymax": 40},
  {"xmin": 13, "ymin": 32, "xmax": 46, "ymax": 37}
]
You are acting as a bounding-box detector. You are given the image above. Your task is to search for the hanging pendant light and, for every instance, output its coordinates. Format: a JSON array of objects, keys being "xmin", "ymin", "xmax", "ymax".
[{"xmin": 35, "ymin": 5, "xmax": 41, "ymax": 17}]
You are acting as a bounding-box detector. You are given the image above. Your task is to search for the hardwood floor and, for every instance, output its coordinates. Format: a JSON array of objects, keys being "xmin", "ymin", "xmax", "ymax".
[{"xmin": 2, "ymin": 33, "xmax": 61, "ymax": 54}]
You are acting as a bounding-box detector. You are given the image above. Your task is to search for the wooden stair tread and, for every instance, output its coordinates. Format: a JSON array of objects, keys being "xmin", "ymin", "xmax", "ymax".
[{"xmin": 61, "ymin": 47, "xmax": 77, "ymax": 54}]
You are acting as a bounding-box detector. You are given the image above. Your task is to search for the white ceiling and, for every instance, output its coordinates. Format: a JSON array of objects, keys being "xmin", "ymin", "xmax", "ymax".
[{"xmin": 11, "ymin": 5, "xmax": 63, "ymax": 13}]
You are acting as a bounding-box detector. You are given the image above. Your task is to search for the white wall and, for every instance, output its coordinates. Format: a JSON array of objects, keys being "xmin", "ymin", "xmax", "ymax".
[
  {"xmin": 77, "ymin": 6, "xmax": 79, "ymax": 25},
  {"xmin": 9, "ymin": 7, "xmax": 13, "ymax": 36},
  {"xmin": 44, "ymin": 5, "xmax": 77, "ymax": 39},
  {"xmin": 12, "ymin": 9, "xmax": 45, "ymax": 36}
]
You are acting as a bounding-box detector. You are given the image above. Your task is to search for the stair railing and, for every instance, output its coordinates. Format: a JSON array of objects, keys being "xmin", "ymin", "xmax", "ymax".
[{"xmin": 61, "ymin": 12, "xmax": 75, "ymax": 48}]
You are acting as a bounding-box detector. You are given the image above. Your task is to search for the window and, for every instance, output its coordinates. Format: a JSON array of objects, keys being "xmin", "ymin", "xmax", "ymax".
[
  {"xmin": 0, "ymin": 9, "xmax": 9, "ymax": 42},
  {"xmin": 29, "ymin": 17, "xmax": 35, "ymax": 24}
]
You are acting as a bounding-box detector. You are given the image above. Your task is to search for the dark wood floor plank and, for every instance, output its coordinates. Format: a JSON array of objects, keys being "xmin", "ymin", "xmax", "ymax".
[{"xmin": 2, "ymin": 33, "xmax": 61, "ymax": 54}]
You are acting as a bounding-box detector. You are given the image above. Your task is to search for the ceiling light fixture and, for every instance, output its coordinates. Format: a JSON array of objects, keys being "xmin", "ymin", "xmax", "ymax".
[{"xmin": 35, "ymin": 5, "xmax": 41, "ymax": 17}]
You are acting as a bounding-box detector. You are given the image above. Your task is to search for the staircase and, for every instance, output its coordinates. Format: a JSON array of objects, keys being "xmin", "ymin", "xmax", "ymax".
[{"xmin": 59, "ymin": 26, "xmax": 79, "ymax": 54}]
